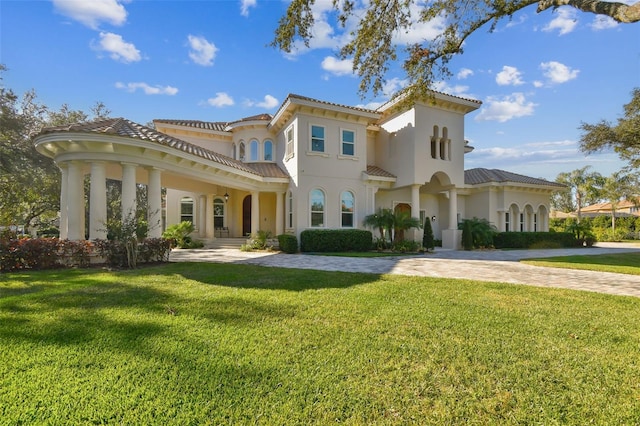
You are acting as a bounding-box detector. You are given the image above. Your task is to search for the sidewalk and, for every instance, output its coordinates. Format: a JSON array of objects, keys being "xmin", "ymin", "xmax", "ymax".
[{"xmin": 169, "ymin": 243, "xmax": 640, "ymax": 298}]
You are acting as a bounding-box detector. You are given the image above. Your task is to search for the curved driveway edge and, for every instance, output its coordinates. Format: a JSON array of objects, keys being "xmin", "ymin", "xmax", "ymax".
[{"xmin": 169, "ymin": 243, "xmax": 640, "ymax": 298}]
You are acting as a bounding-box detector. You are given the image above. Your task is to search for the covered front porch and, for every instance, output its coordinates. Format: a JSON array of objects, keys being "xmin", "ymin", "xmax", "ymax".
[{"xmin": 33, "ymin": 118, "xmax": 290, "ymax": 241}]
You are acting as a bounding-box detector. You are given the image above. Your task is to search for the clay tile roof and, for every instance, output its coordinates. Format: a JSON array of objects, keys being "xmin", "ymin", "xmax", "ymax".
[
  {"xmin": 287, "ymin": 93, "xmax": 379, "ymax": 115},
  {"xmin": 366, "ymin": 165, "xmax": 396, "ymax": 178},
  {"xmin": 36, "ymin": 117, "xmax": 287, "ymax": 179},
  {"xmin": 465, "ymin": 168, "xmax": 565, "ymax": 187},
  {"xmin": 246, "ymin": 162, "xmax": 290, "ymax": 179},
  {"xmin": 154, "ymin": 119, "xmax": 228, "ymax": 132}
]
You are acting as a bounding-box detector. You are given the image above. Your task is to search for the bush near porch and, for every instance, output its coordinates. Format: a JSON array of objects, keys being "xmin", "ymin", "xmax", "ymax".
[{"xmin": 0, "ymin": 231, "xmax": 171, "ymax": 272}]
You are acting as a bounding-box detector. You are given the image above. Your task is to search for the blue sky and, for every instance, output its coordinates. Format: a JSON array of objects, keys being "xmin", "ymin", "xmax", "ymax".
[{"xmin": 2, "ymin": 0, "xmax": 638, "ymax": 181}]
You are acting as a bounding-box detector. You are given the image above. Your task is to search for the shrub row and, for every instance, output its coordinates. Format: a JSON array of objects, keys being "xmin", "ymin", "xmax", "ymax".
[
  {"xmin": 300, "ymin": 229, "xmax": 372, "ymax": 252},
  {"xmin": 0, "ymin": 237, "xmax": 171, "ymax": 272},
  {"xmin": 493, "ymin": 232, "xmax": 579, "ymax": 249}
]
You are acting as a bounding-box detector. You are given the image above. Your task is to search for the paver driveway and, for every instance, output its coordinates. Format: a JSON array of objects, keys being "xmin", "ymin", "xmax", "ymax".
[{"xmin": 170, "ymin": 243, "xmax": 640, "ymax": 298}]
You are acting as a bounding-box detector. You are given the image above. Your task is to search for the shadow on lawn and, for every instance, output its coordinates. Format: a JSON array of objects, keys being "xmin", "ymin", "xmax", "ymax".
[
  {"xmin": 170, "ymin": 262, "xmax": 383, "ymax": 291},
  {"xmin": 0, "ymin": 280, "xmax": 171, "ymax": 349}
]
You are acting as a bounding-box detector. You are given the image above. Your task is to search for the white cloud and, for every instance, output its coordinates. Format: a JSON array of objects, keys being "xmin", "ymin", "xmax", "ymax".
[
  {"xmin": 207, "ymin": 92, "xmax": 234, "ymax": 107},
  {"xmin": 52, "ymin": 0, "xmax": 128, "ymax": 29},
  {"xmin": 94, "ymin": 32, "xmax": 141, "ymax": 63},
  {"xmin": 457, "ymin": 68, "xmax": 474, "ymax": 79},
  {"xmin": 475, "ymin": 93, "xmax": 537, "ymax": 122},
  {"xmin": 382, "ymin": 78, "xmax": 408, "ymax": 98},
  {"xmin": 542, "ymin": 7, "xmax": 577, "ymax": 35},
  {"xmin": 496, "ymin": 66, "xmax": 524, "ymax": 86},
  {"xmin": 321, "ymin": 56, "xmax": 354, "ymax": 76},
  {"xmin": 533, "ymin": 80, "xmax": 544, "ymax": 88},
  {"xmin": 245, "ymin": 95, "xmax": 280, "ymax": 109},
  {"xmin": 393, "ymin": 10, "xmax": 447, "ymax": 45},
  {"xmin": 590, "ymin": 15, "xmax": 618, "ymax": 31},
  {"xmin": 115, "ymin": 82, "xmax": 178, "ymax": 95},
  {"xmin": 540, "ymin": 61, "xmax": 579, "ymax": 84},
  {"xmin": 240, "ymin": 0, "xmax": 257, "ymax": 17},
  {"xmin": 188, "ymin": 35, "xmax": 217, "ymax": 66},
  {"xmin": 431, "ymin": 81, "xmax": 475, "ymax": 99}
]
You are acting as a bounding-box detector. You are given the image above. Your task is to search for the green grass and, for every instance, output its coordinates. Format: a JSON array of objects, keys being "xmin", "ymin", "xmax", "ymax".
[
  {"xmin": 2, "ymin": 263, "xmax": 640, "ymax": 424},
  {"xmin": 523, "ymin": 252, "xmax": 640, "ymax": 275}
]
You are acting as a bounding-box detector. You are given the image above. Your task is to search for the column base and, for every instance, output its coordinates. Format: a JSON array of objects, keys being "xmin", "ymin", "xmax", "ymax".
[{"xmin": 442, "ymin": 229, "xmax": 461, "ymax": 250}]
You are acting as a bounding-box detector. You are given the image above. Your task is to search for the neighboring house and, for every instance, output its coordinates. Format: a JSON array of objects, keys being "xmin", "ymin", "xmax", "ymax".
[
  {"xmin": 34, "ymin": 92, "xmax": 564, "ymax": 249},
  {"xmin": 580, "ymin": 200, "xmax": 640, "ymax": 218}
]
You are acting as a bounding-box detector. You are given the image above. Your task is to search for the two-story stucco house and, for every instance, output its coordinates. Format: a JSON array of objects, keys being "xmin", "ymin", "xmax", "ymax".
[{"xmin": 34, "ymin": 91, "xmax": 564, "ymax": 249}]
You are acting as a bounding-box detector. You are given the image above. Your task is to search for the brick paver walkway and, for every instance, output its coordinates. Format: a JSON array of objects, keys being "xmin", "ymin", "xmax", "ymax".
[{"xmin": 169, "ymin": 243, "xmax": 640, "ymax": 298}]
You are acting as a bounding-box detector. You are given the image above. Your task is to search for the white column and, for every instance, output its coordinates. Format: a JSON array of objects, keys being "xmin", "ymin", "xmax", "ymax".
[
  {"xmin": 121, "ymin": 163, "xmax": 137, "ymax": 223},
  {"xmin": 147, "ymin": 167, "xmax": 162, "ymax": 238},
  {"xmin": 251, "ymin": 191, "xmax": 260, "ymax": 236},
  {"xmin": 205, "ymin": 194, "xmax": 214, "ymax": 239},
  {"xmin": 89, "ymin": 161, "xmax": 107, "ymax": 240},
  {"xmin": 275, "ymin": 191, "xmax": 285, "ymax": 236},
  {"xmin": 435, "ymin": 138, "xmax": 440, "ymax": 160},
  {"xmin": 198, "ymin": 195, "xmax": 206, "ymax": 238},
  {"xmin": 411, "ymin": 184, "xmax": 421, "ymax": 241},
  {"xmin": 448, "ymin": 187, "xmax": 458, "ymax": 229},
  {"xmin": 59, "ymin": 163, "xmax": 69, "ymax": 239},
  {"xmin": 66, "ymin": 161, "xmax": 84, "ymax": 240}
]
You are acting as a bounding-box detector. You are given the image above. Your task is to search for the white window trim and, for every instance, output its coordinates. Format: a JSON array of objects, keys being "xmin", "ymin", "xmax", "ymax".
[
  {"xmin": 340, "ymin": 128, "xmax": 356, "ymax": 157},
  {"xmin": 285, "ymin": 125, "xmax": 295, "ymax": 161},
  {"xmin": 309, "ymin": 124, "xmax": 326, "ymax": 153}
]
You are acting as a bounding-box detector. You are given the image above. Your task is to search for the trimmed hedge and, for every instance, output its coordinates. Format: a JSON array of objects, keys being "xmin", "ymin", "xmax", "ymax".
[
  {"xmin": 277, "ymin": 234, "xmax": 298, "ymax": 253},
  {"xmin": 493, "ymin": 232, "xmax": 579, "ymax": 249},
  {"xmin": 300, "ymin": 229, "xmax": 372, "ymax": 252}
]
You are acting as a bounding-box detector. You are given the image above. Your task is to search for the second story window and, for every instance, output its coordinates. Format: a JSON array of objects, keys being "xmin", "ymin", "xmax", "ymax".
[
  {"xmin": 311, "ymin": 125, "xmax": 325, "ymax": 152},
  {"xmin": 341, "ymin": 129, "xmax": 355, "ymax": 156},
  {"xmin": 249, "ymin": 140, "xmax": 259, "ymax": 161},
  {"xmin": 264, "ymin": 140, "xmax": 273, "ymax": 161}
]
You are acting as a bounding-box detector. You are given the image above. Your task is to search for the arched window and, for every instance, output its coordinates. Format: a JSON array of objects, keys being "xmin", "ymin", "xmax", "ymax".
[
  {"xmin": 180, "ymin": 197, "xmax": 194, "ymax": 224},
  {"xmin": 440, "ymin": 127, "xmax": 448, "ymax": 160},
  {"xmin": 249, "ymin": 139, "xmax": 259, "ymax": 161},
  {"xmin": 310, "ymin": 189, "xmax": 325, "ymax": 227},
  {"xmin": 264, "ymin": 140, "xmax": 273, "ymax": 161},
  {"xmin": 431, "ymin": 125, "xmax": 439, "ymax": 159},
  {"xmin": 341, "ymin": 191, "xmax": 354, "ymax": 227},
  {"xmin": 213, "ymin": 198, "xmax": 225, "ymax": 228},
  {"xmin": 239, "ymin": 142, "xmax": 246, "ymax": 162},
  {"xmin": 287, "ymin": 191, "xmax": 293, "ymax": 228}
]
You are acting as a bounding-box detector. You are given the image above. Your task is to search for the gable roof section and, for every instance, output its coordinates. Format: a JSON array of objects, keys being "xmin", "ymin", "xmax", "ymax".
[
  {"xmin": 36, "ymin": 118, "xmax": 289, "ymax": 179},
  {"xmin": 465, "ymin": 168, "xmax": 565, "ymax": 188},
  {"xmin": 582, "ymin": 200, "xmax": 639, "ymax": 213}
]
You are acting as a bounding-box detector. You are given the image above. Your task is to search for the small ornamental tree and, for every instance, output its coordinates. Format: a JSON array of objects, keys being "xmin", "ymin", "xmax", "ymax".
[{"xmin": 422, "ymin": 217, "xmax": 435, "ymax": 252}]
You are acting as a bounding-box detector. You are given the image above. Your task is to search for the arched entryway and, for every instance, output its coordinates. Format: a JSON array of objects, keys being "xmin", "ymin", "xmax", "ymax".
[
  {"xmin": 242, "ymin": 195, "xmax": 252, "ymax": 236},
  {"xmin": 394, "ymin": 202, "xmax": 411, "ymax": 243}
]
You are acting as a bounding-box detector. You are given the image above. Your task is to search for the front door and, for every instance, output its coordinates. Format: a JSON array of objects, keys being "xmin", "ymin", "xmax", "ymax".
[{"xmin": 242, "ymin": 195, "xmax": 251, "ymax": 236}]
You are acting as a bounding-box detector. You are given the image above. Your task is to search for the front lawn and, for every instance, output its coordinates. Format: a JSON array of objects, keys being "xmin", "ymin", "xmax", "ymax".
[
  {"xmin": 2, "ymin": 263, "xmax": 639, "ymax": 424},
  {"xmin": 522, "ymin": 252, "xmax": 640, "ymax": 275}
]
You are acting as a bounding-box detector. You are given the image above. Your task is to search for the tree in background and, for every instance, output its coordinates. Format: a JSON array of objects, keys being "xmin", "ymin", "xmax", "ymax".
[
  {"xmin": 552, "ymin": 166, "xmax": 604, "ymax": 222},
  {"xmin": 273, "ymin": 1, "xmax": 639, "ymax": 102},
  {"xmin": 600, "ymin": 172, "xmax": 639, "ymax": 232},
  {"xmin": 580, "ymin": 87, "xmax": 640, "ymax": 171},
  {"xmin": 0, "ymin": 65, "xmax": 111, "ymax": 235}
]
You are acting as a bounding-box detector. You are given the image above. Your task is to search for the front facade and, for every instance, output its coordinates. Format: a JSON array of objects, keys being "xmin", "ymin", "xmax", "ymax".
[{"xmin": 34, "ymin": 92, "xmax": 564, "ymax": 249}]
